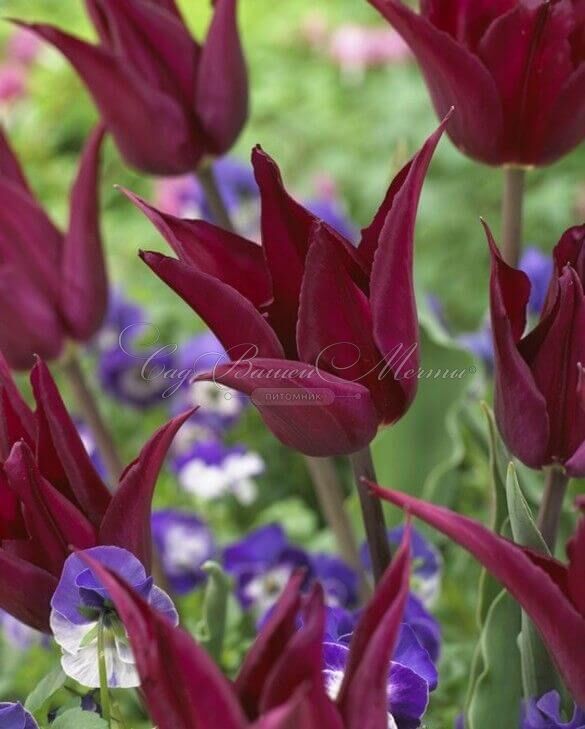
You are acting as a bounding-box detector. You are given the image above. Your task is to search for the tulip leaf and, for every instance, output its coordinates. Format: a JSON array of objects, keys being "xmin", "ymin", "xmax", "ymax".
[
  {"xmin": 51, "ymin": 708, "xmax": 108, "ymax": 728},
  {"xmin": 25, "ymin": 666, "xmax": 67, "ymax": 720},
  {"xmin": 196, "ymin": 561, "xmax": 231, "ymax": 662},
  {"xmin": 466, "ymin": 588, "xmax": 523, "ymax": 729},
  {"xmin": 505, "ymin": 464, "xmax": 563, "ymax": 700}
]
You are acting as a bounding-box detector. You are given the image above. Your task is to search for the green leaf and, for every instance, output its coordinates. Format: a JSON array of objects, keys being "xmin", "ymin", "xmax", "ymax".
[
  {"xmin": 25, "ymin": 665, "xmax": 67, "ymax": 719},
  {"xmin": 505, "ymin": 463, "xmax": 562, "ymax": 700},
  {"xmin": 196, "ymin": 561, "xmax": 231, "ymax": 662},
  {"xmin": 467, "ymin": 589, "xmax": 523, "ymax": 729},
  {"xmin": 51, "ymin": 708, "xmax": 108, "ymax": 728}
]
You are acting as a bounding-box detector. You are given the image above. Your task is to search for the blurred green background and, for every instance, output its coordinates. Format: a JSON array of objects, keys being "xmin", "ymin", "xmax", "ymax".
[{"xmin": 0, "ymin": 0, "xmax": 583, "ymax": 726}]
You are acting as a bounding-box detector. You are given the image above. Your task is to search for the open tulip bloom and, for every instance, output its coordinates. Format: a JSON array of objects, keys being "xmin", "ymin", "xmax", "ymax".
[
  {"xmin": 19, "ymin": 0, "xmax": 248, "ymax": 176},
  {"xmin": 369, "ymin": 482, "xmax": 585, "ymax": 708},
  {"xmin": 488, "ymin": 222, "xmax": 585, "ymax": 474},
  {"xmin": 367, "ymin": 0, "xmax": 585, "ymax": 167},
  {"xmin": 78, "ymin": 525, "xmax": 414, "ymax": 729},
  {"xmin": 0, "ymin": 354, "xmax": 193, "ymax": 633},
  {"xmin": 126, "ymin": 115, "xmax": 450, "ymax": 458},
  {"xmin": 0, "ymin": 124, "xmax": 107, "ymax": 369}
]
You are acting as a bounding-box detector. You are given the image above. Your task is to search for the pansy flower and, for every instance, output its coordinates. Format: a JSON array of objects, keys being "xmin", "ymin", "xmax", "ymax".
[
  {"xmin": 521, "ymin": 691, "xmax": 585, "ymax": 729},
  {"xmin": 0, "ymin": 703, "xmax": 38, "ymax": 729}
]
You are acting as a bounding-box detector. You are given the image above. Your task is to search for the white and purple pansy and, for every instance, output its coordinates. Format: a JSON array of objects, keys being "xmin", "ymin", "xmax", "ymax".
[
  {"xmin": 0, "ymin": 610, "xmax": 47, "ymax": 652},
  {"xmin": 50, "ymin": 547, "xmax": 178, "ymax": 689},
  {"xmin": 152, "ymin": 510, "xmax": 216, "ymax": 595},
  {"xmin": 92, "ymin": 290, "xmax": 147, "ymax": 354},
  {"xmin": 323, "ymin": 621, "xmax": 438, "ymax": 729},
  {"xmin": 521, "ymin": 691, "xmax": 585, "ymax": 729},
  {"xmin": 0, "ymin": 703, "xmax": 38, "ymax": 729},
  {"xmin": 172, "ymin": 439, "xmax": 264, "ymax": 505}
]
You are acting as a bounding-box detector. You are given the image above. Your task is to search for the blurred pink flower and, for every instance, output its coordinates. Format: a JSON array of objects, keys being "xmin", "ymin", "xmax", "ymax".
[
  {"xmin": 6, "ymin": 28, "xmax": 42, "ymax": 66},
  {"xmin": 0, "ymin": 64, "xmax": 27, "ymax": 104},
  {"xmin": 328, "ymin": 25, "xmax": 411, "ymax": 74}
]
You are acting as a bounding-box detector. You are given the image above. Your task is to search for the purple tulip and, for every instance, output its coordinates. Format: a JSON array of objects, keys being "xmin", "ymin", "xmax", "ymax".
[
  {"xmin": 21, "ymin": 0, "xmax": 248, "ymax": 175},
  {"xmin": 0, "ymin": 125, "xmax": 107, "ymax": 369},
  {"xmin": 367, "ymin": 0, "xmax": 585, "ymax": 166}
]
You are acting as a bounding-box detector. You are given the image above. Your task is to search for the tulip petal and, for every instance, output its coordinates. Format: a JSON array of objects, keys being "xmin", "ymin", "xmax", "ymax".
[
  {"xmin": 61, "ymin": 124, "xmax": 108, "ymax": 340},
  {"xmin": 141, "ymin": 251, "xmax": 283, "ymax": 361},
  {"xmin": 21, "ymin": 22, "xmax": 202, "ymax": 175},
  {"xmin": 4, "ymin": 442, "xmax": 69, "ymax": 575},
  {"xmin": 0, "ymin": 548, "xmax": 57, "ymax": 632},
  {"xmin": 78, "ymin": 552, "xmax": 248, "ymax": 729},
  {"xmin": 478, "ymin": 0, "xmax": 575, "ymax": 164},
  {"xmin": 0, "ymin": 352, "xmax": 35, "ymax": 444},
  {"xmin": 486, "ymin": 222, "xmax": 550, "ymax": 469},
  {"xmin": 125, "ymin": 189, "xmax": 272, "ymax": 309},
  {"xmin": 196, "ymin": 0, "xmax": 248, "ymax": 154},
  {"xmin": 260, "ymin": 585, "xmax": 343, "ymax": 728},
  {"xmin": 251, "ymin": 146, "xmax": 316, "ymax": 357},
  {"xmin": 235, "ymin": 572, "xmax": 305, "ymax": 717},
  {"xmin": 542, "ymin": 64, "xmax": 585, "ymax": 165},
  {"xmin": 567, "ymin": 519, "xmax": 585, "ymax": 616},
  {"xmin": 0, "ymin": 127, "xmax": 31, "ymax": 192},
  {"xmin": 421, "ymin": 0, "xmax": 516, "ymax": 49},
  {"xmin": 0, "ymin": 267, "xmax": 64, "ymax": 370},
  {"xmin": 0, "ymin": 469, "xmax": 27, "ymax": 539},
  {"xmin": 368, "ymin": 117, "xmax": 448, "ymax": 421},
  {"xmin": 200, "ymin": 358, "xmax": 379, "ymax": 457},
  {"xmin": 99, "ymin": 409, "xmax": 194, "ymax": 570},
  {"xmin": 366, "ymin": 0, "xmax": 504, "ymax": 164},
  {"xmin": 30, "ymin": 359, "xmax": 111, "ymax": 525},
  {"xmin": 298, "ymin": 224, "xmax": 398, "ymax": 423},
  {"xmin": 337, "ymin": 525, "xmax": 411, "ymax": 728},
  {"xmin": 369, "ymin": 482, "xmax": 585, "ymax": 707}
]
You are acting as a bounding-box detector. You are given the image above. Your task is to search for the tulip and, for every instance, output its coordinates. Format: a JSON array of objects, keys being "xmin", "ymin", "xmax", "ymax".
[
  {"xmin": 127, "ymin": 115, "xmax": 449, "ymax": 458},
  {"xmin": 0, "ymin": 354, "xmax": 193, "ymax": 633},
  {"xmin": 78, "ymin": 525, "xmax": 412, "ymax": 729},
  {"xmin": 0, "ymin": 125, "xmax": 107, "ymax": 370},
  {"xmin": 367, "ymin": 0, "xmax": 585, "ymax": 167},
  {"xmin": 368, "ymin": 481, "xmax": 585, "ymax": 707},
  {"xmin": 487, "ymin": 222, "xmax": 585, "ymax": 475},
  {"xmin": 19, "ymin": 0, "xmax": 248, "ymax": 176}
]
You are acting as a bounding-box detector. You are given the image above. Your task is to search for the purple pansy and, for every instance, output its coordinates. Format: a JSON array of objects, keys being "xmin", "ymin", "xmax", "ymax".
[
  {"xmin": 456, "ymin": 325, "xmax": 494, "ymax": 374},
  {"xmin": 223, "ymin": 524, "xmax": 359, "ymax": 615},
  {"xmin": 169, "ymin": 332, "xmax": 246, "ymax": 437},
  {"xmin": 323, "ymin": 622, "xmax": 437, "ymax": 729},
  {"xmin": 519, "ymin": 248, "xmax": 553, "ymax": 318},
  {"xmin": 0, "ymin": 703, "xmax": 38, "ymax": 729},
  {"xmin": 93, "ymin": 290, "xmax": 147, "ymax": 353},
  {"xmin": 50, "ymin": 547, "xmax": 178, "ymax": 688},
  {"xmin": 0, "ymin": 611, "xmax": 47, "ymax": 651},
  {"xmin": 75, "ymin": 420, "xmax": 107, "ymax": 480},
  {"xmin": 172, "ymin": 439, "xmax": 264, "ymax": 505},
  {"xmin": 521, "ymin": 692, "xmax": 585, "ymax": 729},
  {"xmin": 152, "ymin": 511, "xmax": 215, "ymax": 595}
]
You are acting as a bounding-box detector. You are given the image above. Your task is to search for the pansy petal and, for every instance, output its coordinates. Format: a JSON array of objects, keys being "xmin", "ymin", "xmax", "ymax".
[
  {"xmin": 337, "ymin": 525, "xmax": 411, "ymax": 728},
  {"xmin": 61, "ymin": 124, "xmax": 108, "ymax": 340},
  {"xmin": 366, "ymin": 0, "xmax": 503, "ymax": 164},
  {"xmin": 369, "ymin": 483, "xmax": 585, "ymax": 707},
  {"xmin": 196, "ymin": 0, "xmax": 248, "ymax": 154},
  {"xmin": 78, "ymin": 552, "xmax": 248, "ymax": 729},
  {"xmin": 199, "ymin": 358, "xmax": 378, "ymax": 457},
  {"xmin": 20, "ymin": 22, "xmax": 201, "ymax": 175},
  {"xmin": 124, "ymin": 189, "xmax": 271, "ymax": 308},
  {"xmin": 141, "ymin": 251, "xmax": 283, "ymax": 360},
  {"xmin": 99, "ymin": 409, "xmax": 195, "ymax": 570}
]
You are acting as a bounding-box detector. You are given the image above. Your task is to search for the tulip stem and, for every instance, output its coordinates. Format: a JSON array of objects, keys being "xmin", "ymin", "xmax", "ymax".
[
  {"xmin": 304, "ymin": 456, "xmax": 372, "ymax": 600},
  {"xmin": 349, "ymin": 446, "xmax": 391, "ymax": 583},
  {"xmin": 537, "ymin": 465, "xmax": 569, "ymax": 552},
  {"xmin": 97, "ymin": 618, "xmax": 112, "ymax": 727},
  {"xmin": 196, "ymin": 162, "xmax": 235, "ymax": 233},
  {"xmin": 60, "ymin": 350, "xmax": 124, "ymax": 487},
  {"xmin": 501, "ymin": 166, "xmax": 526, "ymax": 267}
]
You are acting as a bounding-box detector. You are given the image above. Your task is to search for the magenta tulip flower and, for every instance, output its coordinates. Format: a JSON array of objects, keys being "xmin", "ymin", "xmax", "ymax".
[
  {"xmin": 0, "ymin": 125, "xmax": 107, "ymax": 370},
  {"xmin": 367, "ymin": 0, "xmax": 585, "ymax": 167},
  {"xmin": 79, "ymin": 526, "xmax": 412, "ymax": 729},
  {"xmin": 487, "ymin": 222, "xmax": 585, "ymax": 474},
  {"xmin": 125, "ymin": 116, "xmax": 449, "ymax": 457},
  {"xmin": 19, "ymin": 0, "xmax": 248, "ymax": 175},
  {"xmin": 369, "ymin": 481, "xmax": 585, "ymax": 708},
  {"xmin": 0, "ymin": 354, "xmax": 193, "ymax": 633}
]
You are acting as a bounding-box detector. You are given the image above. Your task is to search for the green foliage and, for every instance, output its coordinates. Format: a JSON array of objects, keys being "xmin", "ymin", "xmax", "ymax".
[{"xmin": 51, "ymin": 708, "xmax": 108, "ymax": 729}]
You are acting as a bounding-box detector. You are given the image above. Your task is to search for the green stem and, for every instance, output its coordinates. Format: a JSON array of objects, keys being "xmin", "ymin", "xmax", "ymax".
[
  {"xmin": 537, "ymin": 465, "xmax": 569, "ymax": 552},
  {"xmin": 196, "ymin": 162, "xmax": 235, "ymax": 233},
  {"xmin": 349, "ymin": 445, "xmax": 391, "ymax": 583},
  {"xmin": 97, "ymin": 619, "xmax": 112, "ymax": 727},
  {"xmin": 501, "ymin": 166, "xmax": 526, "ymax": 267}
]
